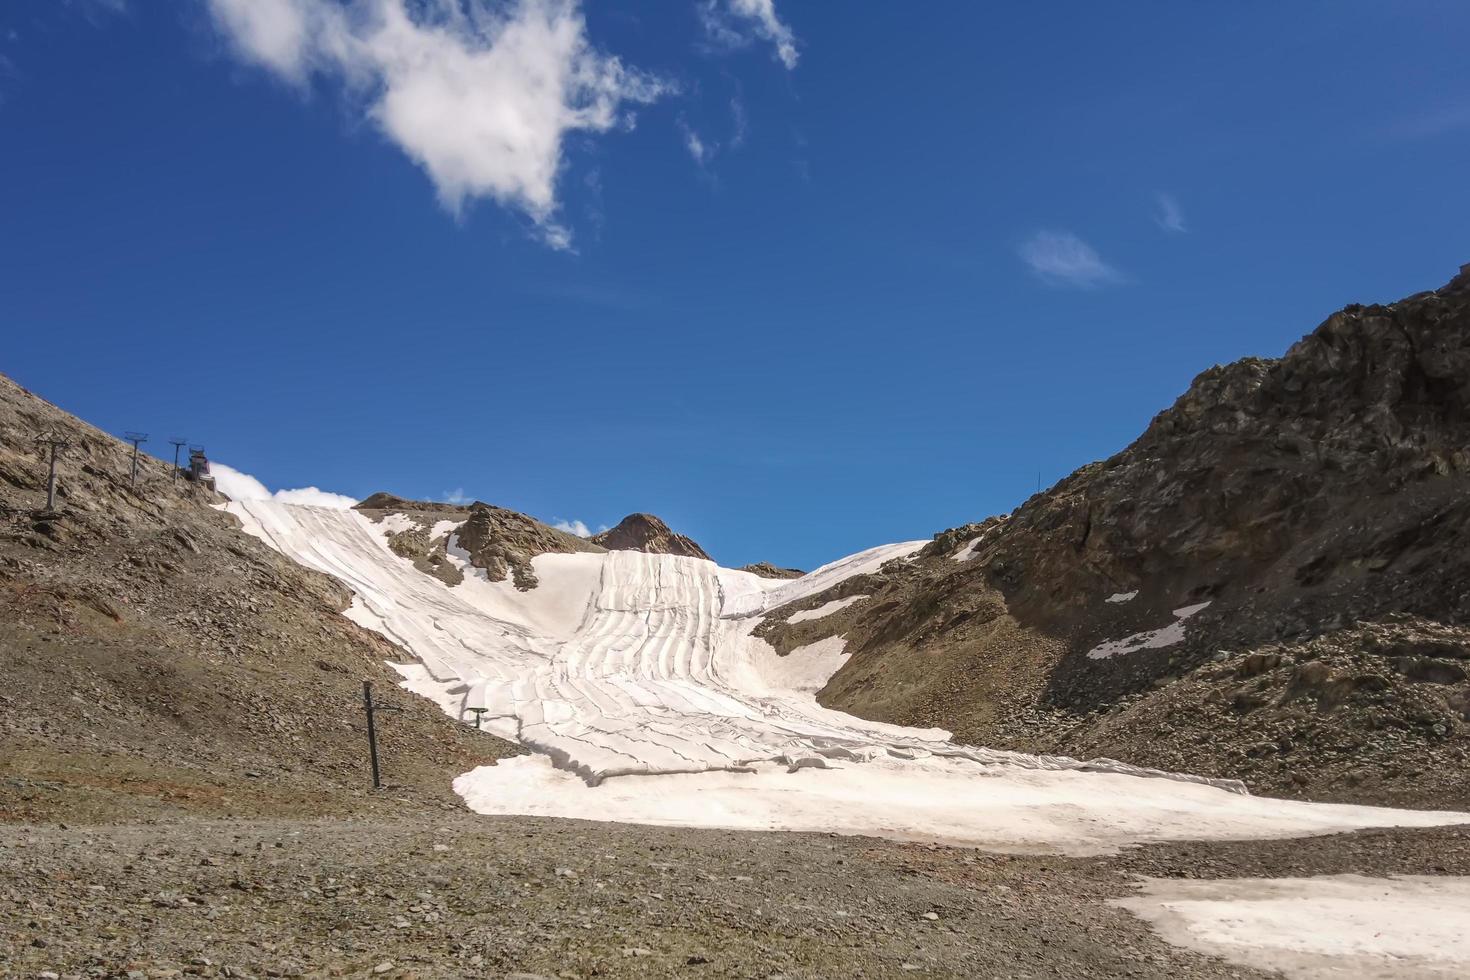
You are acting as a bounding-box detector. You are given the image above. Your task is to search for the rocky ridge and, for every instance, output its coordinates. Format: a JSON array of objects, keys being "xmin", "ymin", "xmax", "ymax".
[
  {"xmin": 590, "ymin": 512, "xmax": 711, "ymax": 560},
  {"xmin": 740, "ymin": 561, "xmax": 806, "ymax": 579}
]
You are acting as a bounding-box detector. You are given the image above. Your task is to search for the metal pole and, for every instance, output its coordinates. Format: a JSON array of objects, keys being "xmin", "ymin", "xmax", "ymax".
[
  {"xmin": 169, "ymin": 439, "xmax": 187, "ymax": 484},
  {"xmin": 363, "ymin": 680, "xmax": 382, "ymax": 789},
  {"xmin": 36, "ymin": 436, "xmax": 67, "ymax": 512},
  {"xmin": 124, "ymin": 432, "xmax": 148, "ymax": 489},
  {"xmin": 45, "ymin": 442, "xmax": 60, "ymax": 511}
]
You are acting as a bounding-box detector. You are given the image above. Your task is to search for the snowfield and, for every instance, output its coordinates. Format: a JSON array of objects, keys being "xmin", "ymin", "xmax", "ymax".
[
  {"xmin": 1115, "ymin": 875, "xmax": 1470, "ymax": 979},
  {"xmin": 226, "ymin": 500, "xmax": 1469, "ymax": 854}
]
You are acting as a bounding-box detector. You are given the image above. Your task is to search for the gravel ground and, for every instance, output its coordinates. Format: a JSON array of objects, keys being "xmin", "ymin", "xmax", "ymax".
[{"xmin": 6, "ymin": 813, "xmax": 1469, "ymax": 980}]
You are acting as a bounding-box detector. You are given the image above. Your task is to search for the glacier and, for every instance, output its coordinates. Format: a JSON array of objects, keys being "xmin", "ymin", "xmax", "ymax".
[{"xmin": 226, "ymin": 499, "xmax": 1469, "ymax": 855}]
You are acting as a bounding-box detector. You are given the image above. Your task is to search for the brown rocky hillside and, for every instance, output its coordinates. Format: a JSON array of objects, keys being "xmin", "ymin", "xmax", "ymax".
[
  {"xmin": 0, "ymin": 374, "xmax": 518, "ymax": 824},
  {"xmin": 772, "ymin": 264, "xmax": 1470, "ymax": 809}
]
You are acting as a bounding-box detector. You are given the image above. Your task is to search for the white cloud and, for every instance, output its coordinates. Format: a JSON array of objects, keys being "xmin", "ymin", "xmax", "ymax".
[
  {"xmin": 1154, "ymin": 192, "xmax": 1186, "ymax": 233},
  {"xmin": 729, "ymin": 94, "xmax": 748, "ymax": 147},
  {"xmin": 677, "ymin": 117, "xmax": 713, "ymax": 165},
  {"xmin": 206, "ymin": 0, "xmax": 668, "ymax": 248},
  {"xmin": 443, "ymin": 487, "xmax": 472, "ymax": 505},
  {"xmin": 212, "ymin": 461, "xmax": 358, "ymax": 509},
  {"xmin": 1018, "ymin": 230, "xmax": 1122, "ymax": 288},
  {"xmin": 676, "ymin": 95, "xmax": 752, "ymax": 170},
  {"xmin": 1384, "ymin": 104, "xmax": 1470, "ymax": 141},
  {"xmin": 553, "ymin": 518, "xmax": 592, "ymax": 537},
  {"xmin": 700, "ymin": 0, "xmax": 798, "ymax": 69},
  {"xmin": 64, "ymin": 0, "xmax": 128, "ymax": 24},
  {"xmin": 272, "ymin": 486, "xmax": 361, "ymax": 508}
]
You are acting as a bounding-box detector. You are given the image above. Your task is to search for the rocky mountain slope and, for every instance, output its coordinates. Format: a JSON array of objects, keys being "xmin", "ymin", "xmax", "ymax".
[
  {"xmin": 355, "ymin": 493, "xmax": 604, "ymax": 591},
  {"xmin": 774, "ymin": 265, "xmax": 1470, "ymax": 808},
  {"xmin": 0, "ymin": 374, "xmax": 517, "ymax": 824},
  {"xmin": 590, "ymin": 512, "xmax": 711, "ymax": 559}
]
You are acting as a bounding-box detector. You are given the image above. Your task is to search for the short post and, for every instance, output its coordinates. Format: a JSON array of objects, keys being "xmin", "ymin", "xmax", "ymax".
[
  {"xmin": 468, "ymin": 707, "xmax": 488, "ymax": 729},
  {"xmin": 363, "ymin": 680, "xmax": 382, "ymax": 789}
]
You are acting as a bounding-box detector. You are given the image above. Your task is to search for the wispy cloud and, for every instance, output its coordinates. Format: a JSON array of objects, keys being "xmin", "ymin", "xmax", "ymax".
[
  {"xmin": 1153, "ymin": 192, "xmax": 1186, "ymax": 234},
  {"xmin": 729, "ymin": 94, "xmax": 748, "ymax": 147},
  {"xmin": 699, "ymin": 0, "xmax": 798, "ymax": 70},
  {"xmin": 553, "ymin": 518, "xmax": 595, "ymax": 537},
  {"xmin": 1384, "ymin": 103, "xmax": 1470, "ymax": 141},
  {"xmin": 676, "ymin": 95, "xmax": 751, "ymax": 171},
  {"xmin": 65, "ymin": 0, "xmax": 128, "ymax": 24},
  {"xmin": 1018, "ymin": 230, "xmax": 1122, "ymax": 288},
  {"xmin": 677, "ymin": 116, "xmax": 714, "ymax": 166},
  {"xmin": 212, "ymin": 462, "xmax": 357, "ymax": 509},
  {"xmin": 443, "ymin": 488, "xmax": 472, "ymax": 505},
  {"xmin": 205, "ymin": 0, "xmax": 669, "ymax": 249}
]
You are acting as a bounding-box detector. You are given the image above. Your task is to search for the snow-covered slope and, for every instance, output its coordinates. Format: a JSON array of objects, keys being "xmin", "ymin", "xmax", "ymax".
[{"xmin": 227, "ymin": 500, "xmax": 1469, "ymax": 854}]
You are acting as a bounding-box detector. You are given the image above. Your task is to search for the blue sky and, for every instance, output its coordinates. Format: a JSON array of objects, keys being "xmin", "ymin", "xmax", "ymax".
[{"xmin": 2, "ymin": 1, "xmax": 1467, "ymax": 569}]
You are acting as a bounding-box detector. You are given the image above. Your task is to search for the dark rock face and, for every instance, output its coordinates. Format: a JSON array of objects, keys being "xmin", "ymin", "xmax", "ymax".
[
  {"xmin": 991, "ymin": 264, "xmax": 1470, "ymax": 710},
  {"xmin": 455, "ymin": 503, "xmax": 604, "ymax": 590},
  {"xmin": 808, "ymin": 265, "xmax": 1470, "ymax": 806},
  {"xmin": 590, "ymin": 513, "xmax": 711, "ymax": 561},
  {"xmin": 740, "ymin": 562, "xmax": 806, "ymax": 580}
]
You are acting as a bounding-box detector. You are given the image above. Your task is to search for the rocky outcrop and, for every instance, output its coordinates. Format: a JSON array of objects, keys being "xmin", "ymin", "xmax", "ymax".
[
  {"xmin": 354, "ymin": 494, "xmax": 471, "ymax": 586},
  {"xmin": 355, "ymin": 492, "xmax": 469, "ymax": 515},
  {"xmin": 356, "ymin": 494, "xmax": 606, "ymax": 591},
  {"xmin": 807, "ymin": 264, "xmax": 1470, "ymax": 806},
  {"xmin": 590, "ymin": 513, "xmax": 711, "ymax": 561},
  {"xmin": 740, "ymin": 562, "xmax": 805, "ymax": 580},
  {"xmin": 998, "ymin": 263, "xmax": 1470, "ymax": 710},
  {"xmin": 455, "ymin": 503, "xmax": 604, "ymax": 590}
]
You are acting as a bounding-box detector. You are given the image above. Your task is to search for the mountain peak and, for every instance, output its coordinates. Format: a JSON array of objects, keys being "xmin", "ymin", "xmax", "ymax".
[{"xmin": 590, "ymin": 513, "xmax": 710, "ymax": 560}]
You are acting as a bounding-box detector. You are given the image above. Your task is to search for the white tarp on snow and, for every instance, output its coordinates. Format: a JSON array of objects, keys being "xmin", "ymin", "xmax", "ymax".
[{"xmin": 226, "ymin": 500, "xmax": 1469, "ymax": 854}]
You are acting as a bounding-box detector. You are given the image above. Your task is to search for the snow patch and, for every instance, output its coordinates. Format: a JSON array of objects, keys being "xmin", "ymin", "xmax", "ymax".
[
  {"xmin": 429, "ymin": 519, "xmax": 463, "ymax": 540},
  {"xmin": 787, "ymin": 595, "xmax": 868, "ymax": 624},
  {"xmin": 724, "ymin": 540, "xmax": 927, "ymax": 618},
  {"xmin": 951, "ymin": 536, "xmax": 985, "ymax": 561},
  {"xmin": 752, "ymin": 635, "xmax": 850, "ymax": 693},
  {"xmin": 456, "ymin": 757, "xmax": 1467, "ymax": 857},
  {"xmin": 1115, "ymin": 875, "xmax": 1470, "ymax": 978},
  {"xmin": 1087, "ymin": 601, "xmax": 1211, "ymax": 660},
  {"xmin": 372, "ymin": 513, "xmax": 417, "ymax": 535},
  {"xmin": 1106, "ymin": 590, "xmax": 1138, "ymax": 604}
]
